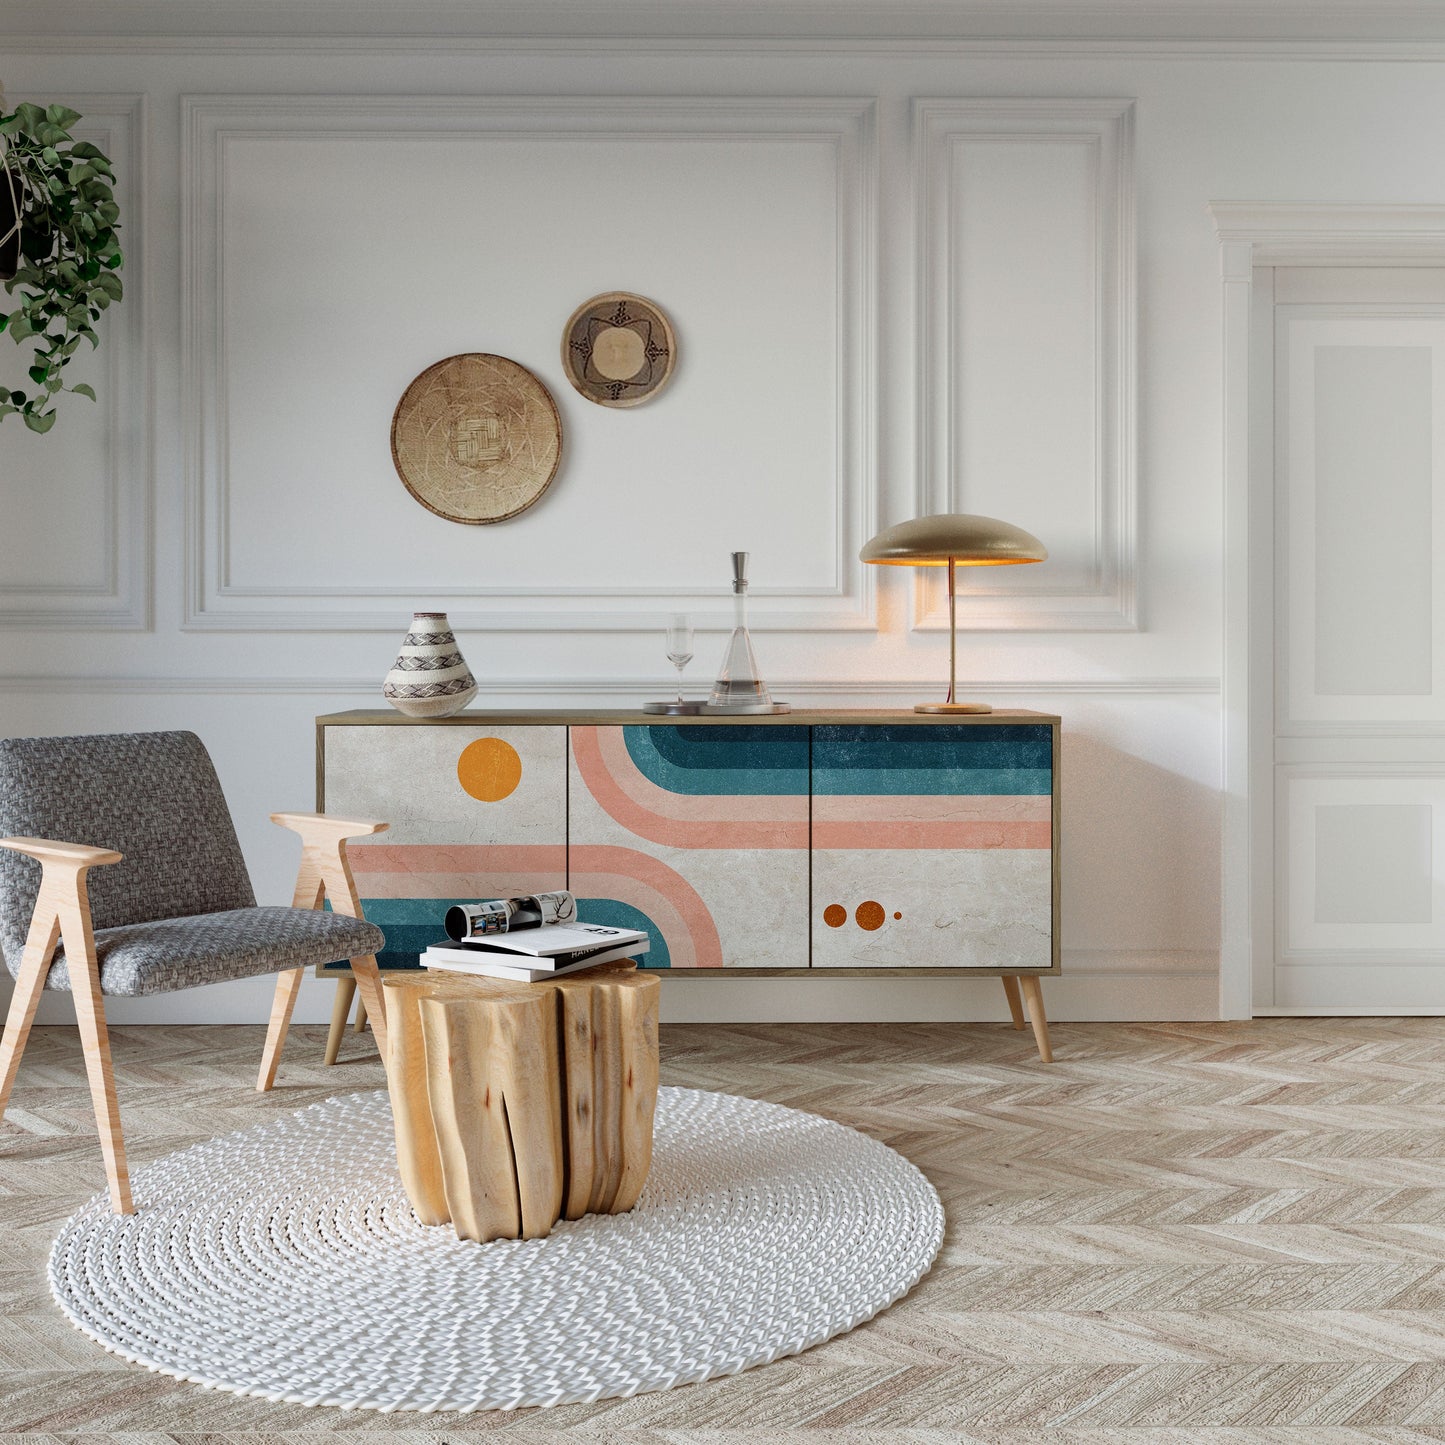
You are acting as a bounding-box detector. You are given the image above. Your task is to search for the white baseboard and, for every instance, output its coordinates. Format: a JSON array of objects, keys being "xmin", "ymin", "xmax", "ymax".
[{"xmin": 0, "ymin": 951, "xmax": 1219, "ymax": 1027}]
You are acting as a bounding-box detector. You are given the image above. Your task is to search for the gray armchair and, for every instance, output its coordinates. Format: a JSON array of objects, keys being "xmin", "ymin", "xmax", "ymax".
[{"xmin": 0, "ymin": 730, "xmax": 390, "ymax": 1214}]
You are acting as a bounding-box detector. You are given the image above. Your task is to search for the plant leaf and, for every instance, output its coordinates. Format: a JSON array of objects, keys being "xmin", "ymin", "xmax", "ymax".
[
  {"xmin": 23, "ymin": 408, "xmax": 56, "ymax": 433},
  {"xmin": 70, "ymin": 382, "xmax": 96, "ymax": 401}
]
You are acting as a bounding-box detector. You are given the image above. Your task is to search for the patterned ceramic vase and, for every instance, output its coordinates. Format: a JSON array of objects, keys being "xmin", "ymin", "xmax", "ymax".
[{"xmin": 382, "ymin": 611, "xmax": 478, "ymax": 718}]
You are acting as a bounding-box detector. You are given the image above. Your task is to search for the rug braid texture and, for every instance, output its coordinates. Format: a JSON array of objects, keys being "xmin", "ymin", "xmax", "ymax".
[{"xmin": 48, "ymin": 1085, "xmax": 944, "ymax": 1413}]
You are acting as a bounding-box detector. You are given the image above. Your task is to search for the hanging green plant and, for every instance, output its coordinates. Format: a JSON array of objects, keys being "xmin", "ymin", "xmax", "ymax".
[{"xmin": 0, "ymin": 102, "xmax": 123, "ymax": 434}]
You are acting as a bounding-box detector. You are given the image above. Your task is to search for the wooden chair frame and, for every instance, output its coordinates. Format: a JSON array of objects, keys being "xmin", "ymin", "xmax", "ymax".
[{"xmin": 0, "ymin": 811, "xmax": 388, "ymax": 1215}]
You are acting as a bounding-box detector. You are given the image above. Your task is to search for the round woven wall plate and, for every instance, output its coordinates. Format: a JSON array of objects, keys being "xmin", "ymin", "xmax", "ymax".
[
  {"xmin": 391, "ymin": 354, "xmax": 562, "ymax": 524},
  {"xmin": 562, "ymin": 292, "xmax": 676, "ymax": 407},
  {"xmin": 49, "ymin": 1087, "xmax": 943, "ymax": 1413}
]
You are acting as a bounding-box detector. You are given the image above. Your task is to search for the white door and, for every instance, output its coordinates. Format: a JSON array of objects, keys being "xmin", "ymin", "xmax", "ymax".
[{"xmin": 1264, "ymin": 267, "xmax": 1445, "ymax": 1012}]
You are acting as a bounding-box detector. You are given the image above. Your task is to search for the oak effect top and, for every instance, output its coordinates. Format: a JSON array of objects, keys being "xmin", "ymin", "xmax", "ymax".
[{"xmin": 316, "ymin": 707, "xmax": 1062, "ymax": 727}]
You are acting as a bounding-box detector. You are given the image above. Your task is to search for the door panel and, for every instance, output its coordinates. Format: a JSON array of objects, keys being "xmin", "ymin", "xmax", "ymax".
[
  {"xmin": 1267, "ymin": 267, "xmax": 1445, "ymax": 1011},
  {"xmin": 1278, "ymin": 310, "xmax": 1445, "ymax": 726},
  {"xmin": 567, "ymin": 724, "xmax": 810, "ymax": 969},
  {"xmin": 323, "ymin": 723, "xmax": 567, "ymax": 971},
  {"xmin": 811, "ymin": 723, "xmax": 1053, "ymax": 969}
]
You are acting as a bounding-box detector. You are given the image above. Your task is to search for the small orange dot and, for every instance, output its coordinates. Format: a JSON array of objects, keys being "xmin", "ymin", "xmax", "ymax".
[
  {"xmin": 893, "ymin": 911, "xmax": 902, "ymax": 920},
  {"xmin": 823, "ymin": 904, "xmax": 847, "ymax": 928},
  {"xmin": 457, "ymin": 737, "xmax": 523, "ymax": 802},
  {"xmin": 856, "ymin": 901, "xmax": 885, "ymax": 931}
]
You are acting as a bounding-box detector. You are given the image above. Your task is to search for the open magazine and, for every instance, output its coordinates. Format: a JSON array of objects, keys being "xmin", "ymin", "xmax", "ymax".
[{"xmin": 444, "ymin": 889, "xmax": 578, "ymax": 942}]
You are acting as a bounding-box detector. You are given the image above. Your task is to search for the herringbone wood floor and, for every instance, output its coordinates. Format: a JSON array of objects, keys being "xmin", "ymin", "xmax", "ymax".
[{"xmin": 10, "ymin": 1018, "xmax": 1445, "ymax": 1441}]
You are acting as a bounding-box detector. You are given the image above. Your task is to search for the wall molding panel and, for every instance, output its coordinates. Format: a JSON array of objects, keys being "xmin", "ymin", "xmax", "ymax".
[
  {"xmin": 181, "ymin": 94, "xmax": 878, "ymax": 634},
  {"xmin": 0, "ymin": 93, "xmax": 151, "ymax": 631},
  {"xmin": 913, "ymin": 97, "xmax": 1136, "ymax": 631}
]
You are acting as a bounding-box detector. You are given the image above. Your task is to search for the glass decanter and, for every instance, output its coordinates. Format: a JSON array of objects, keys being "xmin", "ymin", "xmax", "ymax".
[{"xmin": 706, "ymin": 552, "xmax": 780, "ymax": 714}]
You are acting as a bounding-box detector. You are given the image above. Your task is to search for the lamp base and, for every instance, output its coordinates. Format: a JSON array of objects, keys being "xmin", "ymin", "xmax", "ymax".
[{"xmin": 914, "ymin": 701, "xmax": 993, "ymax": 714}]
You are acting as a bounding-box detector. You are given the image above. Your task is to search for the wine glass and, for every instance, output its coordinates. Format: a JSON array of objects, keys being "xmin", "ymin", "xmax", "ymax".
[{"xmin": 665, "ymin": 614, "xmax": 694, "ymax": 706}]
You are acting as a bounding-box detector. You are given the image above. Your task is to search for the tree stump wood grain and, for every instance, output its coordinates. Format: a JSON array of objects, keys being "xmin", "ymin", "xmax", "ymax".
[{"xmin": 384, "ymin": 962, "xmax": 660, "ymax": 1243}]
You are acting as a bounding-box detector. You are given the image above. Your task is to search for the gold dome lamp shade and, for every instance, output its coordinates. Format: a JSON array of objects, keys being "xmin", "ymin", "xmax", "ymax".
[{"xmin": 860, "ymin": 513, "xmax": 1048, "ymax": 714}]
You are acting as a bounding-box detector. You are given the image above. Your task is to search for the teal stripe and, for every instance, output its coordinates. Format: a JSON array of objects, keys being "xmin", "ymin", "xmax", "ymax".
[
  {"xmin": 622, "ymin": 725, "xmax": 808, "ymax": 797},
  {"xmin": 813, "ymin": 767, "xmax": 1051, "ymax": 796},
  {"xmin": 322, "ymin": 897, "xmax": 661, "ymax": 971},
  {"xmin": 575, "ymin": 899, "xmax": 668, "ymax": 968},
  {"xmin": 813, "ymin": 724, "xmax": 1052, "ymax": 796}
]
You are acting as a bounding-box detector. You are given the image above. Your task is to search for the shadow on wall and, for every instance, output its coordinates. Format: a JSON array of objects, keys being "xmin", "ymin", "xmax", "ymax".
[{"xmin": 1060, "ymin": 729, "xmax": 1220, "ymax": 956}]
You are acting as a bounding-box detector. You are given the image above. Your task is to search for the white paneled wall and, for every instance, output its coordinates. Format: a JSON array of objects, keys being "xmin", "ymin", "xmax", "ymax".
[{"xmin": 14, "ymin": 33, "xmax": 1445, "ymax": 1021}]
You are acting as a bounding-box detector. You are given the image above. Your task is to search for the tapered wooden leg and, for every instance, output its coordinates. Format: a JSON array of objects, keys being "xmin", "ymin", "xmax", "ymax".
[
  {"xmin": 257, "ymin": 967, "xmax": 305, "ymax": 1092},
  {"xmin": 1001, "ymin": 975, "xmax": 1026, "ymax": 1031},
  {"xmin": 65, "ymin": 937, "xmax": 133, "ymax": 1214},
  {"xmin": 0, "ymin": 910, "xmax": 60, "ymax": 1120},
  {"xmin": 353, "ymin": 992, "xmax": 368, "ymax": 1033},
  {"xmin": 1018, "ymin": 975, "xmax": 1054, "ymax": 1063},
  {"xmin": 349, "ymin": 955, "xmax": 389, "ymax": 1063},
  {"xmin": 324, "ymin": 975, "xmax": 356, "ymax": 1066}
]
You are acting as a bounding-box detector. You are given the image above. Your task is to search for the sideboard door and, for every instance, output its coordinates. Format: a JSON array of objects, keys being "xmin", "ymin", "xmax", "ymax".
[
  {"xmin": 568, "ymin": 725, "xmax": 810, "ymax": 969},
  {"xmin": 811, "ymin": 723, "xmax": 1055, "ymax": 969},
  {"xmin": 322, "ymin": 724, "xmax": 568, "ymax": 970}
]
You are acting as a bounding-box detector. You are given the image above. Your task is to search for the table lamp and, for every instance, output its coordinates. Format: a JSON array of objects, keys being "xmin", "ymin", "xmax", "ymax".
[{"xmin": 860, "ymin": 513, "xmax": 1047, "ymax": 714}]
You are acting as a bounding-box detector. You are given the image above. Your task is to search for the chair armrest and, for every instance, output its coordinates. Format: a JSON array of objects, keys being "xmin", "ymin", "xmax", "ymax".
[
  {"xmin": 0, "ymin": 836, "xmax": 123, "ymax": 869},
  {"xmin": 270, "ymin": 812, "xmax": 389, "ymax": 842}
]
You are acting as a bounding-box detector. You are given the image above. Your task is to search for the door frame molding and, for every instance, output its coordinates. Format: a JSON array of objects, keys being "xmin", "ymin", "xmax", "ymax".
[{"xmin": 1211, "ymin": 203, "xmax": 1445, "ymax": 1018}]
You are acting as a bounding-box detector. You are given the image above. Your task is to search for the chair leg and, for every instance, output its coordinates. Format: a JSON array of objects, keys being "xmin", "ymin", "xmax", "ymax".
[
  {"xmin": 349, "ymin": 955, "xmax": 388, "ymax": 1064},
  {"xmin": 68, "ymin": 955, "xmax": 133, "ymax": 1214},
  {"xmin": 324, "ymin": 975, "xmax": 356, "ymax": 1067},
  {"xmin": 353, "ymin": 991, "xmax": 369, "ymax": 1034},
  {"xmin": 257, "ymin": 968, "xmax": 305, "ymax": 1092},
  {"xmin": 1018, "ymin": 975, "xmax": 1054, "ymax": 1064},
  {"xmin": 1000, "ymin": 975, "xmax": 1026, "ymax": 1031},
  {"xmin": 0, "ymin": 912, "xmax": 60, "ymax": 1121}
]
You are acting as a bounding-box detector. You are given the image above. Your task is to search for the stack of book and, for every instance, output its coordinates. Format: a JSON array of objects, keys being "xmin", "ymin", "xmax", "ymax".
[{"xmin": 422, "ymin": 890, "xmax": 649, "ymax": 982}]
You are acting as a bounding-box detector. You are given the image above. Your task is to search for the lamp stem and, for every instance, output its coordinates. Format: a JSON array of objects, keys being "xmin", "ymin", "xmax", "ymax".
[{"xmin": 947, "ymin": 555, "xmax": 957, "ymax": 706}]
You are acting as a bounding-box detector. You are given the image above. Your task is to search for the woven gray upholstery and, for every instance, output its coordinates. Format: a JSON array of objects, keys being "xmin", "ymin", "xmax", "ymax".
[
  {"xmin": 42, "ymin": 907, "xmax": 385, "ymax": 997},
  {"xmin": 0, "ymin": 731, "xmax": 258, "ymax": 980}
]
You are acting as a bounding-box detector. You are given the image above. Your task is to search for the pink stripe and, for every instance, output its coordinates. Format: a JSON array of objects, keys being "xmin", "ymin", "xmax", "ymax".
[
  {"xmin": 350, "ymin": 843, "xmax": 566, "ymax": 897},
  {"xmin": 573, "ymin": 727, "xmax": 805, "ymax": 850},
  {"xmin": 347, "ymin": 840, "xmax": 722, "ymax": 969},
  {"xmin": 570, "ymin": 845, "xmax": 724, "ymax": 969},
  {"xmin": 814, "ymin": 821, "xmax": 1052, "ymax": 849},
  {"xmin": 813, "ymin": 795, "xmax": 1050, "ymax": 849}
]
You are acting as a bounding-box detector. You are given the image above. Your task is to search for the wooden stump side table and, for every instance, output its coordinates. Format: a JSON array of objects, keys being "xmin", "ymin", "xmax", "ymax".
[{"xmin": 384, "ymin": 962, "xmax": 660, "ymax": 1243}]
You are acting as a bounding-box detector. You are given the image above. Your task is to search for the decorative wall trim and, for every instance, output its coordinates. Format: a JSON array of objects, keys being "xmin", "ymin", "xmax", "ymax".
[
  {"xmin": 1211, "ymin": 202, "xmax": 1445, "ymax": 261},
  {"xmin": 0, "ymin": 93, "xmax": 151, "ymax": 631},
  {"xmin": 913, "ymin": 98, "xmax": 1137, "ymax": 632},
  {"xmin": 0, "ymin": 673, "xmax": 1222, "ymax": 696},
  {"xmin": 19, "ymin": 39, "xmax": 1445, "ymax": 60},
  {"xmin": 14, "ymin": 0, "xmax": 1445, "ymax": 49},
  {"xmin": 181, "ymin": 94, "xmax": 877, "ymax": 634}
]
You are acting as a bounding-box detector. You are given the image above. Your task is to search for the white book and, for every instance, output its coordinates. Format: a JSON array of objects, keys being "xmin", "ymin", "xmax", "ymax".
[
  {"xmin": 425, "ymin": 931, "xmax": 650, "ymax": 970},
  {"xmin": 440, "ymin": 921, "xmax": 650, "ymax": 959},
  {"xmin": 421, "ymin": 941, "xmax": 648, "ymax": 983}
]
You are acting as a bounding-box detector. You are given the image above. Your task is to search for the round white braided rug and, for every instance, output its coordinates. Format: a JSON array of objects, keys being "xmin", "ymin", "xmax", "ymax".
[{"xmin": 48, "ymin": 1086, "xmax": 944, "ymax": 1413}]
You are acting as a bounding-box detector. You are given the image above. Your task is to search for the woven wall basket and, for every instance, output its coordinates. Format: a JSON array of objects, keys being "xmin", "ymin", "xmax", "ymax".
[{"xmin": 391, "ymin": 353, "xmax": 563, "ymax": 523}]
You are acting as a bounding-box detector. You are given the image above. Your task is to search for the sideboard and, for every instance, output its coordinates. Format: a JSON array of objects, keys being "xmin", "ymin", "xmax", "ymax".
[{"xmin": 315, "ymin": 709, "xmax": 1060, "ymax": 1060}]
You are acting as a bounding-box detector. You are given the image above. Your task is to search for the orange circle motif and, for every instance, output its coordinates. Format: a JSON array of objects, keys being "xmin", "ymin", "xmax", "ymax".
[
  {"xmin": 823, "ymin": 904, "xmax": 847, "ymax": 929},
  {"xmin": 893, "ymin": 911, "xmax": 902, "ymax": 920},
  {"xmin": 457, "ymin": 737, "xmax": 523, "ymax": 802},
  {"xmin": 855, "ymin": 901, "xmax": 886, "ymax": 931}
]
